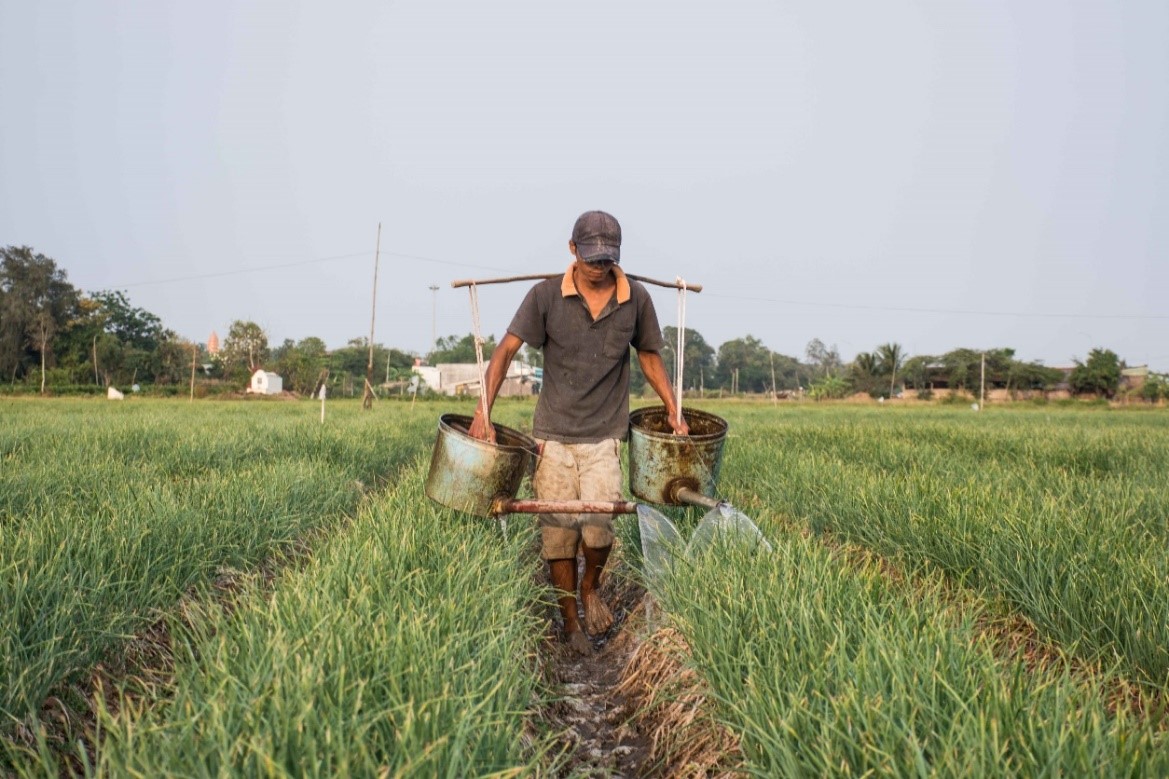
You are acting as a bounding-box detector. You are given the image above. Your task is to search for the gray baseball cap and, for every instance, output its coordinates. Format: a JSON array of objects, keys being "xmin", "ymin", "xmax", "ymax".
[{"xmin": 571, "ymin": 210, "xmax": 622, "ymax": 263}]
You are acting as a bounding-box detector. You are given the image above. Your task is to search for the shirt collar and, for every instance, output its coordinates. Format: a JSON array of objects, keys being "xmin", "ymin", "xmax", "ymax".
[{"xmin": 560, "ymin": 263, "xmax": 631, "ymax": 304}]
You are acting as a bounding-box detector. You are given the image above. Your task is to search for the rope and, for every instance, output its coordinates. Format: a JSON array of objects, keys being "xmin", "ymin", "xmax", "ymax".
[
  {"xmin": 468, "ymin": 283, "xmax": 489, "ymax": 419},
  {"xmin": 674, "ymin": 277, "xmax": 688, "ymax": 423}
]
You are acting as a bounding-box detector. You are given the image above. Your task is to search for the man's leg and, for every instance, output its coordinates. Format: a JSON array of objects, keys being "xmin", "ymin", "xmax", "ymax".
[
  {"xmin": 548, "ymin": 557, "xmax": 590, "ymax": 654},
  {"xmin": 577, "ymin": 439, "xmax": 622, "ymax": 636},
  {"xmin": 578, "ymin": 541, "xmax": 613, "ymax": 635},
  {"xmin": 534, "ymin": 441, "xmax": 591, "ymax": 654}
]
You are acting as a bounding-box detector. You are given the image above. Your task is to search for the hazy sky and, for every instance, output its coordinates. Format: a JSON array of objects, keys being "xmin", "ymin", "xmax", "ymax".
[{"xmin": 3, "ymin": 1, "xmax": 1166, "ymax": 369}]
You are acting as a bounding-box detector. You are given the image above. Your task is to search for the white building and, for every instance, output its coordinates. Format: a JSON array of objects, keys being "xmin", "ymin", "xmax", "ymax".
[
  {"xmin": 248, "ymin": 370, "xmax": 283, "ymax": 395},
  {"xmin": 412, "ymin": 361, "xmax": 537, "ymax": 397}
]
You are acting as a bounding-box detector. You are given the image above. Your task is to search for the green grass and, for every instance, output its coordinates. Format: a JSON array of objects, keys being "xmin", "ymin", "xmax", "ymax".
[
  {"xmin": 60, "ymin": 462, "xmax": 548, "ymax": 778},
  {"xmin": 0, "ymin": 398, "xmax": 436, "ymax": 727},
  {"xmin": 7, "ymin": 397, "xmax": 1169, "ymax": 775},
  {"xmin": 710, "ymin": 405, "xmax": 1169, "ymax": 689},
  {"xmin": 651, "ymin": 523, "xmax": 1168, "ymax": 777}
]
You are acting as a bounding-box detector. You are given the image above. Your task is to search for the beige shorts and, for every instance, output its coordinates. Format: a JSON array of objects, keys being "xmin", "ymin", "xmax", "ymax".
[{"xmin": 533, "ymin": 438, "xmax": 623, "ymax": 559}]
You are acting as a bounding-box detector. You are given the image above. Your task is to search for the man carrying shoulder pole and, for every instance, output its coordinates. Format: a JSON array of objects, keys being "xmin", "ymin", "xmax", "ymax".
[{"xmin": 469, "ymin": 210, "xmax": 687, "ymax": 655}]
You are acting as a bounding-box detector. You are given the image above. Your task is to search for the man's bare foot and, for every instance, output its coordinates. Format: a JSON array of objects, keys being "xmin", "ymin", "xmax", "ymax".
[
  {"xmin": 580, "ymin": 588, "xmax": 614, "ymax": 636},
  {"xmin": 567, "ymin": 629, "xmax": 592, "ymax": 656}
]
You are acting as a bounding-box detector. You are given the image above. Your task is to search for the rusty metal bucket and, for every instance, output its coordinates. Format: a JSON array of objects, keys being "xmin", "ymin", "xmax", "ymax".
[
  {"xmin": 425, "ymin": 414, "xmax": 539, "ymax": 518},
  {"xmin": 628, "ymin": 406, "xmax": 728, "ymax": 506}
]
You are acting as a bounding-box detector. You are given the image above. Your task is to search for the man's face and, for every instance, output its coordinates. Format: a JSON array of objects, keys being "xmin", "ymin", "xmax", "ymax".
[
  {"xmin": 576, "ymin": 258, "xmax": 616, "ymax": 282},
  {"xmin": 570, "ymin": 240, "xmax": 617, "ymax": 282}
]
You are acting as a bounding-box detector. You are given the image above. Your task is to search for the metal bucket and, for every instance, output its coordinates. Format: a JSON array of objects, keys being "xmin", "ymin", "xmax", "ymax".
[
  {"xmin": 629, "ymin": 406, "xmax": 728, "ymax": 506},
  {"xmin": 425, "ymin": 414, "xmax": 539, "ymax": 518}
]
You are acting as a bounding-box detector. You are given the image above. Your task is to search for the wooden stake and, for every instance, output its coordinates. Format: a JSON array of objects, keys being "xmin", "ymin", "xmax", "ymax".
[
  {"xmin": 980, "ymin": 352, "xmax": 986, "ymax": 410},
  {"xmin": 770, "ymin": 352, "xmax": 777, "ymax": 405},
  {"xmin": 189, "ymin": 344, "xmax": 197, "ymax": 402},
  {"xmin": 363, "ymin": 223, "xmax": 381, "ymax": 411}
]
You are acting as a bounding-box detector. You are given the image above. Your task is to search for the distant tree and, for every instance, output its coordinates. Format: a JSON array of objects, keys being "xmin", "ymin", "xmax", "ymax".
[
  {"xmin": 939, "ymin": 348, "xmax": 982, "ymax": 391},
  {"xmin": 0, "ymin": 246, "xmax": 80, "ymax": 391},
  {"xmin": 430, "ymin": 333, "xmax": 496, "ymax": 364},
  {"xmin": 155, "ymin": 335, "xmax": 201, "ymax": 385},
  {"xmin": 275, "ymin": 336, "xmax": 329, "ymax": 395},
  {"xmin": 1069, "ymin": 348, "xmax": 1123, "ymax": 398},
  {"xmin": 89, "ymin": 290, "xmax": 164, "ymax": 351},
  {"xmin": 901, "ymin": 354, "xmax": 942, "ymax": 399},
  {"xmin": 661, "ymin": 326, "xmax": 716, "ymax": 390},
  {"xmin": 876, "ymin": 342, "xmax": 906, "ymax": 397},
  {"xmin": 220, "ymin": 320, "xmax": 270, "ymax": 382},
  {"xmin": 805, "ymin": 338, "xmax": 842, "ymax": 379},
  {"xmin": 809, "ymin": 375, "xmax": 850, "ymax": 401},
  {"xmin": 715, "ymin": 336, "xmax": 772, "ymax": 392},
  {"xmin": 56, "ymin": 290, "xmax": 171, "ymax": 386},
  {"xmin": 1141, "ymin": 373, "xmax": 1167, "ymax": 403},
  {"xmin": 849, "ymin": 352, "xmax": 882, "ymax": 397},
  {"xmin": 1006, "ymin": 358, "xmax": 1064, "ymax": 392},
  {"xmin": 325, "ymin": 339, "xmax": 415, "ymax": 396}
]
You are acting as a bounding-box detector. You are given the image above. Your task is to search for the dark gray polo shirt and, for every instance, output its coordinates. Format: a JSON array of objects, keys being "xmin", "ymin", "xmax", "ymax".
[{"xmin": 507, "ymin": 265, "xmax": 666, "ymax": 443}]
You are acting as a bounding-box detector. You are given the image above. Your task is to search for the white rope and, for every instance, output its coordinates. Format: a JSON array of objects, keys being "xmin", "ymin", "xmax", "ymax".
[
  {"xmin": 468, "ymin": 283, "xmax": 490, "ymax": 419},
  {"xmin": 675, "ymin": 277, "xmax": 688, "ymax": 423}
]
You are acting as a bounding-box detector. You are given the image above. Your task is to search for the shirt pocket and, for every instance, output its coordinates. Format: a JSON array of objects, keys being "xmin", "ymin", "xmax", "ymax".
[{"xmin": 602, "ymin": 323, "xmax": 636, "ymax": 360}]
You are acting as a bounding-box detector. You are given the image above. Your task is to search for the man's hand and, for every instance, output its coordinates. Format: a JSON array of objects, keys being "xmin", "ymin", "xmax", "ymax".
[
  {"xmin": 468, "ymin": 407, "xmax": 497, "ymax": 443},
  {"xmin": 669, "ymin": 410, "xmax": 690, "ymax": 437}
]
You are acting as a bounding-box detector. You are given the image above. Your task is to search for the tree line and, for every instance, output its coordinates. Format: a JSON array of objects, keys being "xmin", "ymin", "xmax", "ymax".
[{"xmin": 2, "ymin": 245, "xmax": 1162, "ymax": 401}]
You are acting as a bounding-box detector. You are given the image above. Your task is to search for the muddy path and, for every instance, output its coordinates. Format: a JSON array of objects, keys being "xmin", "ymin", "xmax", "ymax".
[{"xmin": 534, "ymin": 550, "xmax": 741, "ymax": 778}]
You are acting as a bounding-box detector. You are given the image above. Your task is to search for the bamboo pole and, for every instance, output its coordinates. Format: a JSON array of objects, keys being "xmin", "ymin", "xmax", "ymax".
[
  {"xmin": 189, "ymin": 344, "xmax": 197, "ymax": 402},
  {"xmin": 451, "ymin": 272, "xmax": 702, "ymax": 293},
  {"xmin": 362, "ymin": 223, "xmax": 381, "ymax": 411}
]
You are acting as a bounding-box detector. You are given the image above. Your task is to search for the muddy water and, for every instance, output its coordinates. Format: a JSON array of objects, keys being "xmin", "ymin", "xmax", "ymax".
[{"xmin": 538, "ymin": 558, "xmax": 655, "ymax": 777}]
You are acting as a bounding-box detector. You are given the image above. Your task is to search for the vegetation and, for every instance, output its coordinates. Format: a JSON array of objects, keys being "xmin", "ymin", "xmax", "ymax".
[
  {"xmin": 716, "ymin": 405, "xmax": 1169, "ymax": 686},
  {"xmin": 4, "ymin": 399, "xmax": 1169, "ymax": 775},
  {"xmin": 71, "ymin": 465, "xmax": 547, "ymax": 777},
  {"xmin": 0, "ymin": 399, "xmax": 434, "ymax": 731},
  {"xmin": 1, "ymin": 244, "xmax": 1157, "ymax": 400},
  {"xmin": 652, "ymin": 523, "xmax": 1169, "ymax": 776},
  {"xmin": 1070, "ymin": 348, "xmax": 1123, "ymax": 398}
]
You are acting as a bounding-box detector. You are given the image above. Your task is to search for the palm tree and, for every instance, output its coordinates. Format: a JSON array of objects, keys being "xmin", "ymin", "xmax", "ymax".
[{"xmin": 876, "ymin": 342, "xmax": 906, "ymax": 397}]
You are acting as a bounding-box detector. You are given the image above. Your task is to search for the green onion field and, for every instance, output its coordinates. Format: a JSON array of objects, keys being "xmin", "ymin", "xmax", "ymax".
[{"xmin": 3, "ymin": 397, "xmax": 1168, "ymax": 776}]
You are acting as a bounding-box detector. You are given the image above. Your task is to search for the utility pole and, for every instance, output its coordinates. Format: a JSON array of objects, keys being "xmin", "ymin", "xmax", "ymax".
[
  {"xmin": 429, "ymin": 284, "xmax": 440, "ymax": 358},
  {"xmin": 979, "ymin": 352, "xmax": 986, "ymax": 410},
  {"xmin": 362, "ymin": 223, "xmax": 382, "ymax": 411},
  {"xmin": 770, "ymin": 351, "xmax": 778, "ymax": 405},
  {"xmin": 189, "ymin": 344, "xmax": 197, "ymax": 402}
]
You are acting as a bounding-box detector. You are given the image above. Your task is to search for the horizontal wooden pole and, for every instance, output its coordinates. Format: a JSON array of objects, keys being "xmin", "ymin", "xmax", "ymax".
[
  {"xmin": 492, "ymin": 498, "xmax": 640, "ymax": 516},
  {"xmin": 452, "ymin": 273, "xmax": 702, "ymax": 293}
]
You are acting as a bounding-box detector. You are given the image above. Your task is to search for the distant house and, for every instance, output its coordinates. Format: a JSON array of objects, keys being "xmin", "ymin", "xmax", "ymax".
[
  {"xmin": 248, "ymin": 370, "xmax": 283, "ymax": 395},
  {"xmin": 412, "ymin": 361, "xmax": 538, "ymax": 397},
  {"xmin": 1121, "ymin": 365, "xmax": 1149, "ymax": 391}
]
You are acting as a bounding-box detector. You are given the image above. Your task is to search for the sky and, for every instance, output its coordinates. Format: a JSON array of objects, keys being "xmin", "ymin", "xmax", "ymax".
[{"xmin": 2, "ymin": 0, "xmax": 1167, "ymax": 369}]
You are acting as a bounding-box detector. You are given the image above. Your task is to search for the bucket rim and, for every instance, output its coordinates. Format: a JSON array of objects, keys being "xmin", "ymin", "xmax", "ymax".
[
  {"xmin": 629, "ymin": 405, "xmax": 728, "ymax": 442},
  {"xmin": 437, "ymin": 413, "xmax": 540, "ymax": 455}
]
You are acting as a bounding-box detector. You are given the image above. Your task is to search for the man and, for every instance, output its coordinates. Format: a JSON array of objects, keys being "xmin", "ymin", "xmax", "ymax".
[{"xmin": 469, "ymin": 210, "xmax": 687, "ymax": 655}]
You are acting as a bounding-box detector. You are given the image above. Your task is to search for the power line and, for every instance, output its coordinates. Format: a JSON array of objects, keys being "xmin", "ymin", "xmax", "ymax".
[
  {"xmin": 105, "ymin": 246, "xmax": 1166, "ymax": 322},
  {"xmin": 109, "ymin": 250, "xmax": 516, "ymax": 289},
  {"xmin": 702, "ymin": 291, "xmax": 1169, "ymax": 321}
]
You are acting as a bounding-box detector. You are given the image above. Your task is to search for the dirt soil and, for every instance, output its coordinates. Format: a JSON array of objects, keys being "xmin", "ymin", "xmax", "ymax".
[
  {"xmin": 537, "ymin": 554, "xmax": 656, "ymax": 777},
  {"xmin": 534, "ymin": 543, "xmax": 747, "ymax": 778}
]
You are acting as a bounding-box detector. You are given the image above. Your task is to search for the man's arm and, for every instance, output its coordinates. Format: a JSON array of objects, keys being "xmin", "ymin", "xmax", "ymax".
[
  {"xmin": 637, "ymin": 350, "xmax": 690, "ymax": 435},
  {"xmin": 468, "ymin": 332, "xmax": 525, "ymax": 442}
]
